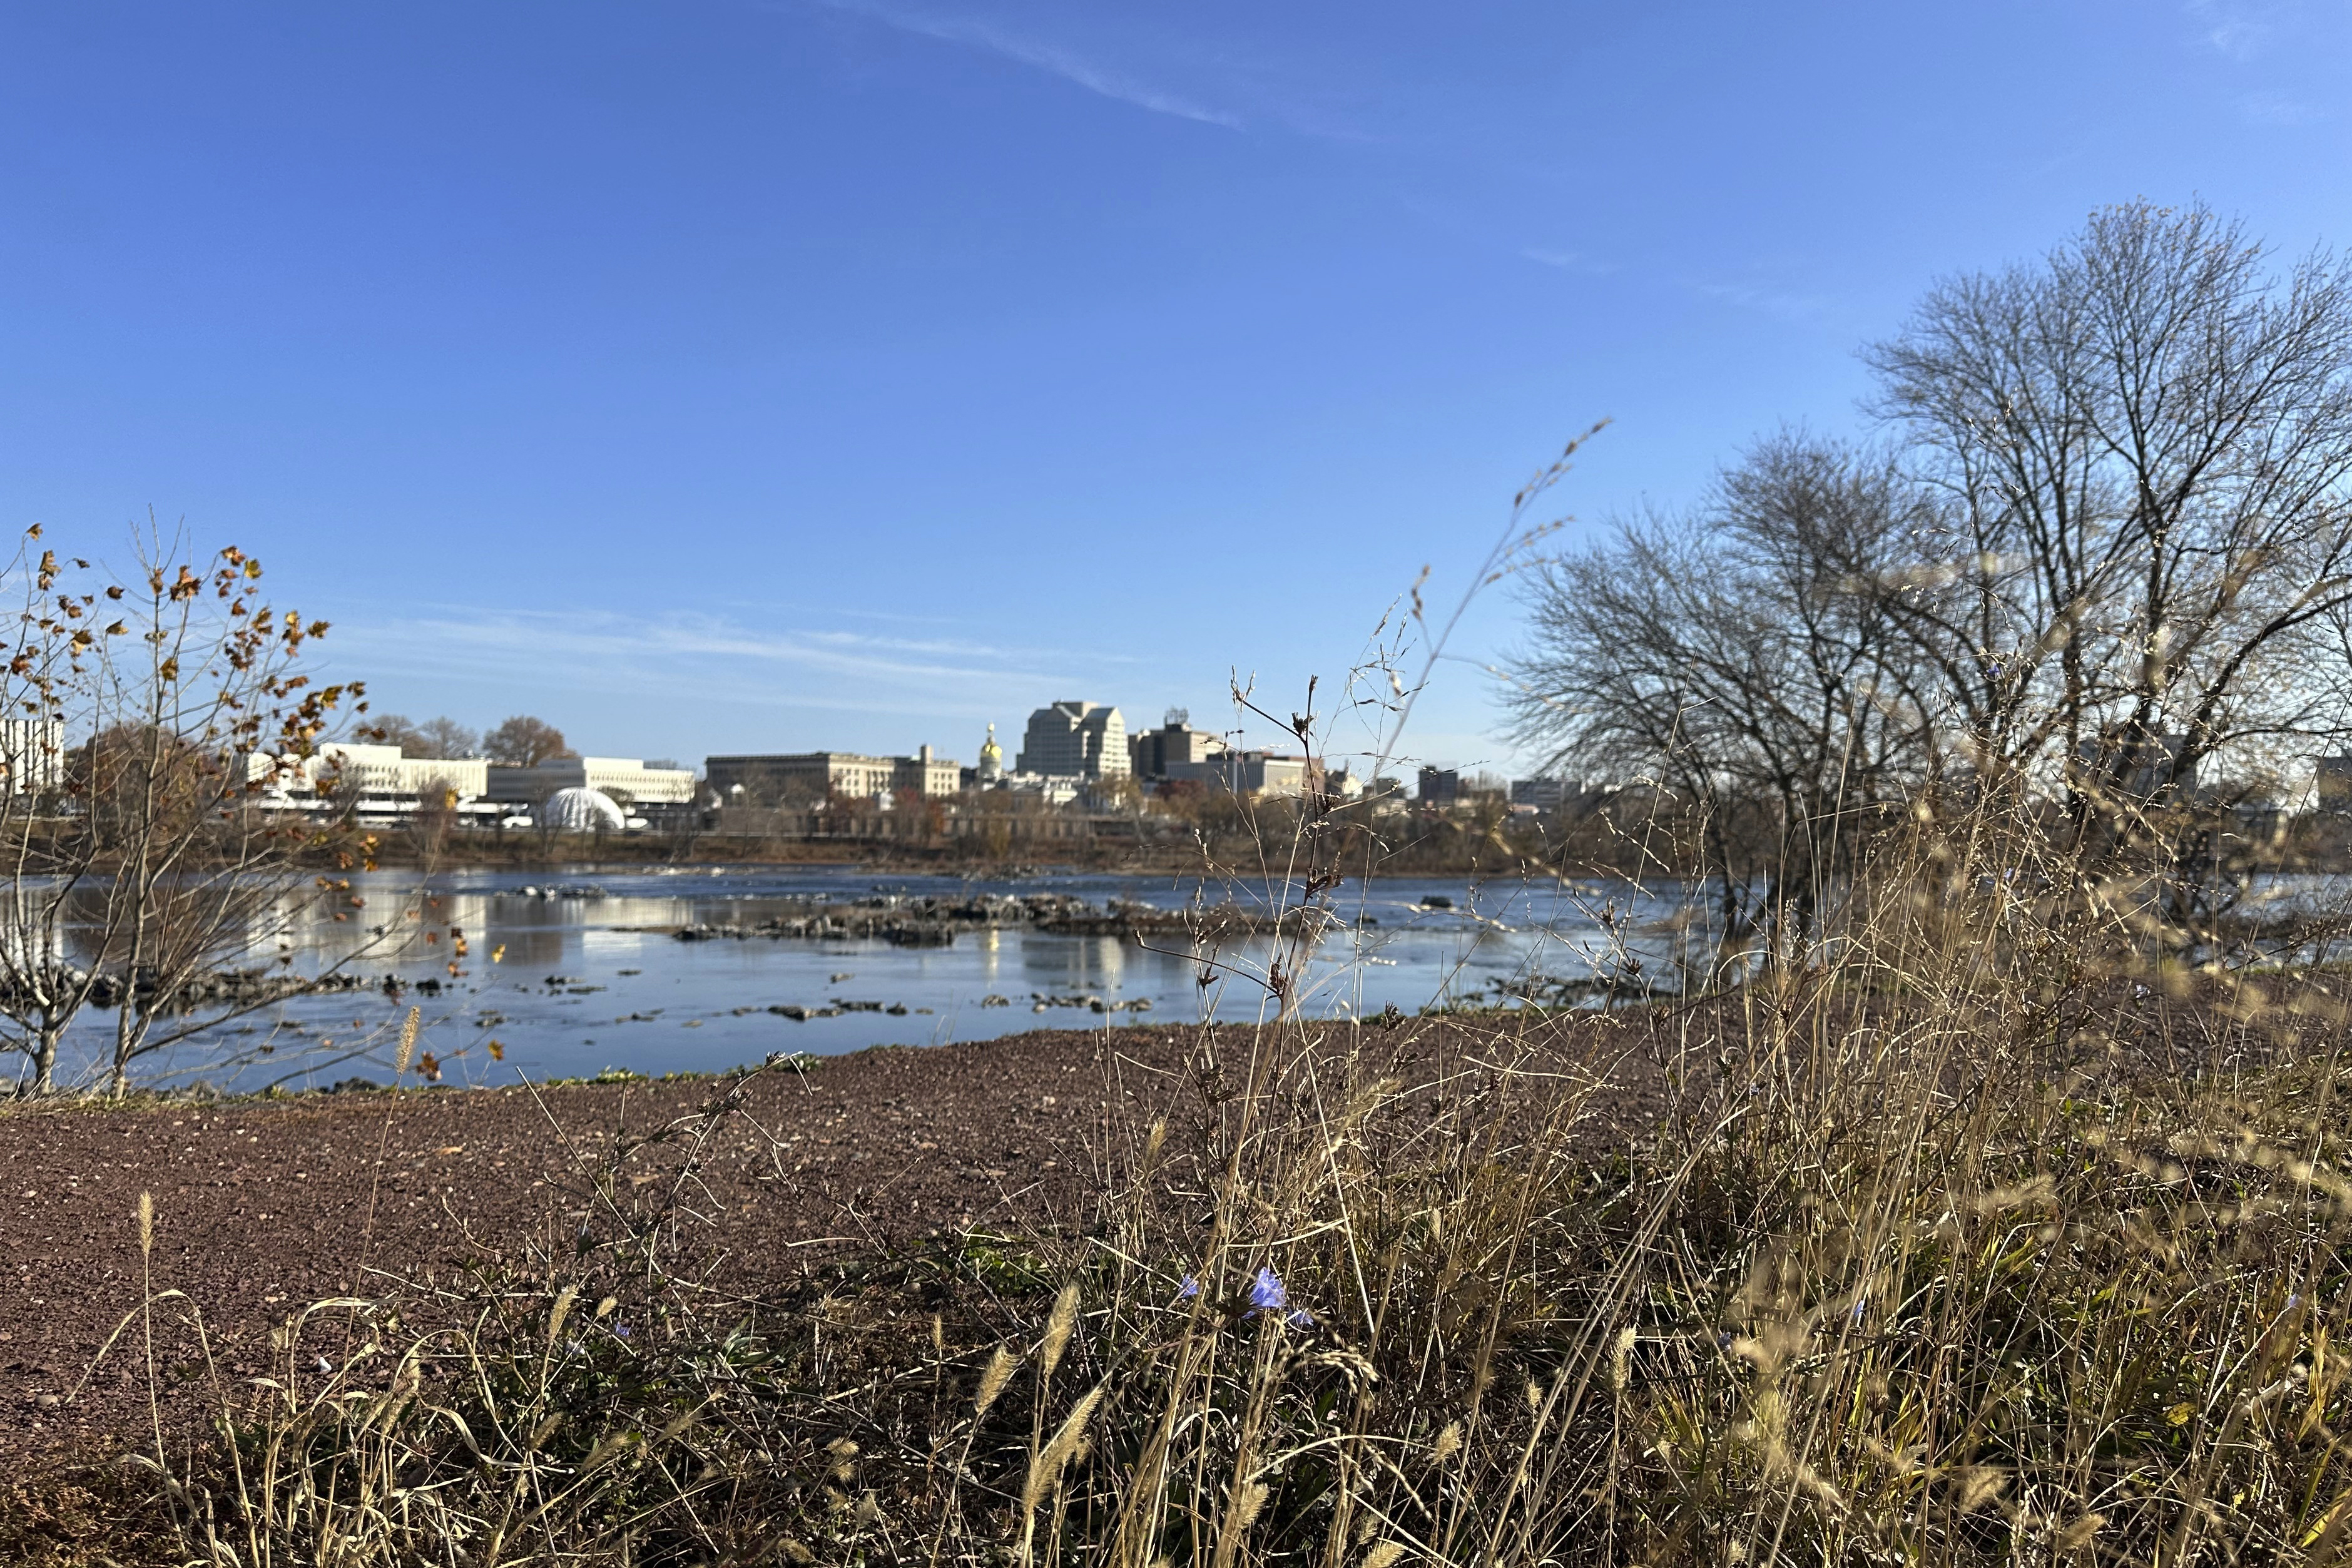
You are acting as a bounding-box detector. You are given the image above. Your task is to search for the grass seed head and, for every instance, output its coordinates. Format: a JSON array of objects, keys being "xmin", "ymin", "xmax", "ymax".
[
  {"xmin": 974, "ymin": 1344, "xmax": 1017, "ymax": 1420},
  {"xmin": 394, "ymin": 1005, "xmax": 420, "ymax": 1075},
  {"xmin": 1021, "ymin": 1382, "xmax": 1106, "ymax": 1514},
  {"xmin": 1041, "ymin": 1281, "xmax": 1081, "ymax": 1382}
]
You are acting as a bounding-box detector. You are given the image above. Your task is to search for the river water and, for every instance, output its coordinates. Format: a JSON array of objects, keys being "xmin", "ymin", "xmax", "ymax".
[{"xmin": 38, "ymin": 865, "xmax": 1690, "ymax": 1092}]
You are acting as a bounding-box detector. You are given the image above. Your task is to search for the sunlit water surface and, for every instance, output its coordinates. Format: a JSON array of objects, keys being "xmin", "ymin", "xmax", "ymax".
[{"xmin": 41, "ymin": 865, "xmax": 1693, "ymax": 1091}]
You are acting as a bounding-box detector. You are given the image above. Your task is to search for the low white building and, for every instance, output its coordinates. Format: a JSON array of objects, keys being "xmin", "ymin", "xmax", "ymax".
[
  {"xmin": 245, "ymin": 742, "xmax": 495, "ymax": 822},
  {"xmin": 313, "ymin": 743, "xmax": 488, "ymax": 800},
  {"xmin": 486, "ymin": 757, "xmax": 697, "ymax": 808}
]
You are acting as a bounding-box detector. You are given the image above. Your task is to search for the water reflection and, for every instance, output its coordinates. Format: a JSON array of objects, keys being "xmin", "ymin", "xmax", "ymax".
[{"xmin": 36, "ymin": 865, "xmax": 1692, "ymax": 1091}]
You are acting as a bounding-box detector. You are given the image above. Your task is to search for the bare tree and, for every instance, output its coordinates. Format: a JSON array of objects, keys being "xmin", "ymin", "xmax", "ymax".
[
  {"xmin": 417, "ymin": 716, "xmax": 477, "ymax": 758},
  {"xmin": 0, "ymin": 531, "xmax": 379, "ymax": 1094},
  {"xmin": 1863, "ymin": 200, "xmax": 2352, "ymax": 829},
  {"xmin": 1509, "ymin": 437, "xmax": 1934, "ymax": 960},
  {"xmin": 367, "ymin": 713, "xmax": 477, "ymax": 758},
  {"xmin": 485, "ymin": 714, "xmax": 574, "ymax": 766},
  {"xmin": 367, "ymin": 712, "xmax": 430, "ymax": 754}
]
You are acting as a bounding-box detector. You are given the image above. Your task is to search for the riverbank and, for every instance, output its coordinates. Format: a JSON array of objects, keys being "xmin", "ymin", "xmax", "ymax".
[
  {"xmin": 1, "ymin": 972, "xmax": 2315, "ymax": 1477},
  {"xmin": 8, "ymin": 973, "xmax": 2345, "ymax": 1564},
  {"xmin": 0, "ymin": 1014, "xmax": 1676, "ymax": 1475}
]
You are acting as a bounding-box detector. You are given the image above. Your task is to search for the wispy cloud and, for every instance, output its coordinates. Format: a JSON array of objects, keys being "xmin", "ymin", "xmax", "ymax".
[
  {"xmin": 1520, "ymin": 247, "xmax": 1616, "ymax": 275},
  {"xmin": 2241, "ymin": 87, "xmax": 2328, "ymax": 125},
  {"xmin": 1694, "ymin": 280, "xmax": 1831, "ymax": 324},
  {"xmin": 2187, "ymin": 0, "xmax": 2295, "ymax": 59},
  {"xmin": 318, "ymin": 603, "xmax": 1138, "ymax": 720},
  {"xmin": 815, "ymin": 0, "xmax": 1241, "ymax": 128}
]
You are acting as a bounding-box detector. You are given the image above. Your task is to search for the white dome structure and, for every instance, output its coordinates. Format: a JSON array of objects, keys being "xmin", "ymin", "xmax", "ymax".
[{"xmin": 541, "ymin": 787, "xmax": 628, "ymax": 832}]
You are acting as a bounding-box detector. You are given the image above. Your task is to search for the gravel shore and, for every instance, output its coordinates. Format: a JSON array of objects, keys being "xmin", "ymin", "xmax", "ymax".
[{"xmin": 1, "ymin": 1013, "xmax": 1672, "ymax": 1472}]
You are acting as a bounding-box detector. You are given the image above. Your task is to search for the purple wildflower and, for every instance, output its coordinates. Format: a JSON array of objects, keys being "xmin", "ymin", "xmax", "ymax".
[
  {"xmin": 1286, "ymin": 1307, "xmax": 1315, "ymax": 1328},
  {"xmin": 1250, "ymin": 1268, "xmax": 1288, "ymax": 1315}
]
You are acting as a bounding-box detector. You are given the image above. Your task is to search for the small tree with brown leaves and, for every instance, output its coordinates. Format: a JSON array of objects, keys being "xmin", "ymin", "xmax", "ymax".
[
  {"xmin": 0, "ymin": 525, "xmax": 380, "ymax": 1094},
  {"xmin": 88, "ymin": 535, "xmax": 369, "ymax": 1094}
]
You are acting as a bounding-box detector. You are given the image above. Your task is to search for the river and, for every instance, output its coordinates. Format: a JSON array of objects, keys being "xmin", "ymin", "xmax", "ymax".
[{"xmin": 34, "ymin": 864, "xmax": 1691, "ymax": 1092}]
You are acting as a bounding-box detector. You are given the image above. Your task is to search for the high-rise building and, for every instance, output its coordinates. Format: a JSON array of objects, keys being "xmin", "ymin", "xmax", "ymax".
[
  {"xmin": 1016, "ymin": 702, "xmax": 1129, "ymax": 779},
  {"xmin": 1418, "ymin": 766, "xmax": 1461, "ymax": 805}
]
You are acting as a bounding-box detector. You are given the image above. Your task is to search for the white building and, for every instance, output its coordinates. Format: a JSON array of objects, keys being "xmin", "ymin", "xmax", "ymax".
[
  {"xmin": 1016, "ymin": 701, "xmax": 1129, "ymax": 780},
  {"xmin": 0, "ymin": 719, "xmax": 64, "ymax": 796},
  {"xmin": 701, "ymin": 750, "xmax": 957, "ymax": 806},
  {"xmin": 486, "ymin": 756, "xmax": 698, "ymax": 808},
  {"xmin": 312, "ymin": 743, "xmax": 489, "ymax": 800},
  {"xmin": 246, "ymin": 742, "xmax": 495, "ymax": 822}
]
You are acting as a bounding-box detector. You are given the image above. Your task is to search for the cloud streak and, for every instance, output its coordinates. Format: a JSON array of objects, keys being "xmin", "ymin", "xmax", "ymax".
[
  {"xmin": 1694, "ymin": 279, "xmax": 1831, "ymax": 324},
  {"xmin": 816, "ymin": 0, "xmax": 1241, "ymax": 128},
  {"xmin": 2187, "ymin": 0, "xmax": 2296, "ymax": 59},
  {"xmin": 317, "ymin": 603, "xmax": 1141, "ymax": 723},
  {"xmin": 1520, "ymin": 247, "xmax": 1616, "ymax": 275},
  {"xmin": 2241, "ymin": 88, "xmax": 2328, "ymax": 125}
]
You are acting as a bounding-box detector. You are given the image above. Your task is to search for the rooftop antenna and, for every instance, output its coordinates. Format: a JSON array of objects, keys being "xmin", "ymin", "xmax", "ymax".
[{"xmin": 1166, "ymin": 706, "xmax": 1189, "ymax": 728}]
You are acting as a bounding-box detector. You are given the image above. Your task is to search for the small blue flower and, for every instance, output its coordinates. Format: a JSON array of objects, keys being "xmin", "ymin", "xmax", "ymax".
[
  {"xmin": 614, "ymin": 1323, "xmax": 633, "ymax": 1339},
  {"xmin": 1250, "ymin": 1268, "xmax": 1288, "ymax": 1315},
  {"xmin": 1286, "ymin": 1307, "xmax": 1315, "ymax": 1328},
  {"xmin": 1176, "ymin": 1275, "xmax": 1199, "ymax": 1301}
]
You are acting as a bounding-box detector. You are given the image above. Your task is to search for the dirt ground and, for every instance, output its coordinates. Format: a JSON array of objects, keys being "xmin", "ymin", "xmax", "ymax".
[
  {"xmin": 0, "ymin": 1012, "xmax": 1684, "ymax": 1473},
  {"xmin": 0, "ymin": 976, "xmax": 2310, "ymax": 1477}
]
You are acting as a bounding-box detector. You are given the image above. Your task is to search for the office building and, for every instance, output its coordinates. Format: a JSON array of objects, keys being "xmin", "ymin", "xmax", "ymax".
[
  {"xmin": 705, "ymin": 749, "xmax": 961, "ymax": 806},
  {"xmin": 1510, "ymin": 776, "xmax": 1575, "ymax": 810},
  {"xmin": 1418, "ymin": 766, "xmax": 1461, "ymax": 805},
  {"xmin": 1129, "ymin": 710, "xmax": 1229, "ymax": 780},
  {"xmin": 1016, "ymin": 701, "xmax": 1128, "ymax": 779},
  {"xmin": 244, "ymin": 742, "xmax": 494, "ymax": 822},
  {"xmin": 894, "ymin": 745, "xmax": 961, "ymax": 798},
  {"xmin": 1166, "ymin": 751, "xmax": 1311, "ymax": 798}
]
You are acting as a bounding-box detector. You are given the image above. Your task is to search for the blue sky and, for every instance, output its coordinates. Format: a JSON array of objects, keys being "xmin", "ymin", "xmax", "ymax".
[{"xmin": 5, "ymin": 2, "xmax": 2351, "ymax": 776}]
